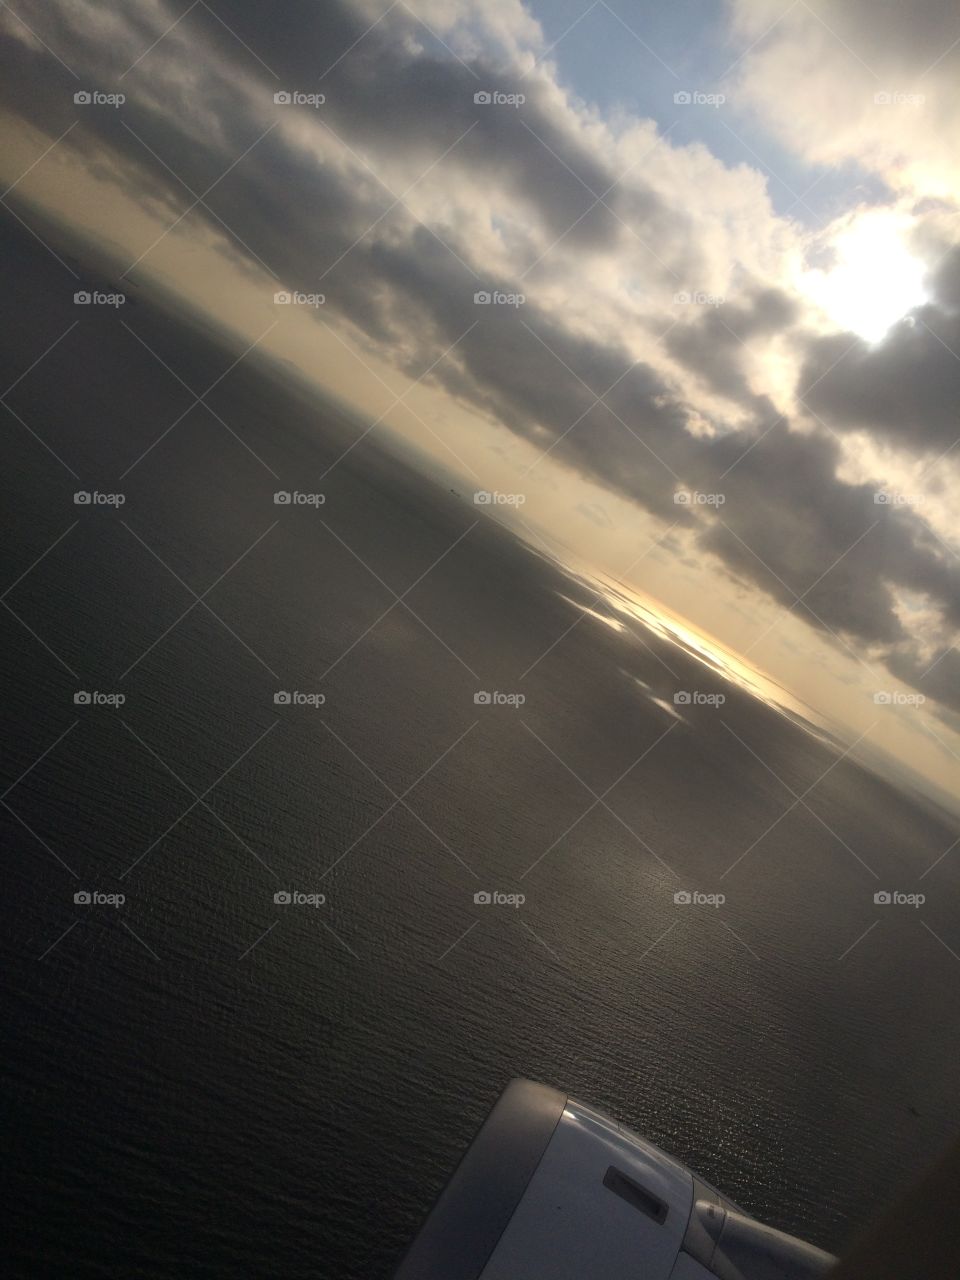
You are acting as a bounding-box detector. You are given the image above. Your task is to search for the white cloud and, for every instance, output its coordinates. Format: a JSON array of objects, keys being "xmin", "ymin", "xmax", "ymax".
[{"xmin": 728, "ymin": 0, "xmax": 960, "ymax": 198}]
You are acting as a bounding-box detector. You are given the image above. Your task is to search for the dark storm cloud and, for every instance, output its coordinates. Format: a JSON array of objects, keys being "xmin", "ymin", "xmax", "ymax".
[{"xmin": 3, "ymin": 0, "xmax": 960, "ymax": 713}]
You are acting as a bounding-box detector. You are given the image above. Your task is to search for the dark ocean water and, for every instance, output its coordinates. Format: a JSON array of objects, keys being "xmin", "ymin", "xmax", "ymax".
[{"xmin": 2, "ymin": 210, "xmax": 960, "ymax": 1278}]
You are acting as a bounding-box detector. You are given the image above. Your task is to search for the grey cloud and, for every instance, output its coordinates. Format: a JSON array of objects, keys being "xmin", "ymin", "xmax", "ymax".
[
  {"xmin": 699, "ymin": 423, "xmax": 960, "ymax": 640},
  {"xmin": 664, "ymin": 285, "xmax": 798, "ymax": 413},
  {"xmin": 886, "ymin": 645, "xmax": 960, "ymax": 718},
  {"xmin": 928, "ymin": 244, "xmax": 960, "ymax": 311},
  {"xmin": 799, "ymin": 301, "xmax": 960, "ymax": 451},
  {"xmin": 733, "ymin": 0, "xmax": 960, "ymax": 83},
  {"xmin": 793, "ymin": 0, "xmax": 960, "ymax": 70}
]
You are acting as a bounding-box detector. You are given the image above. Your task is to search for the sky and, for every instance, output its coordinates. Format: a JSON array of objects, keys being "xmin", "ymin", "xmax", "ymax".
[{"xmin": 2, "ymin": 0, "xmax": 960, "ymax": 808}]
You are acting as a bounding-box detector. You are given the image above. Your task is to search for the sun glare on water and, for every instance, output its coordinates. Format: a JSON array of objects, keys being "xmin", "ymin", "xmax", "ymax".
[
  {"xmin": 562, "ymin": 569, "xmax": 834, "ymax": 743},
  {"xmin": 799, "ymin": 209, "xmax": 928, "ymax": 344}
]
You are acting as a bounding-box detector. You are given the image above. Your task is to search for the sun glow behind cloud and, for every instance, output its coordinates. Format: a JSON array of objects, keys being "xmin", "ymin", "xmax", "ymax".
[{"xmin": 798, "ymin": 209, "xmax": 929, "ymax": 343}]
